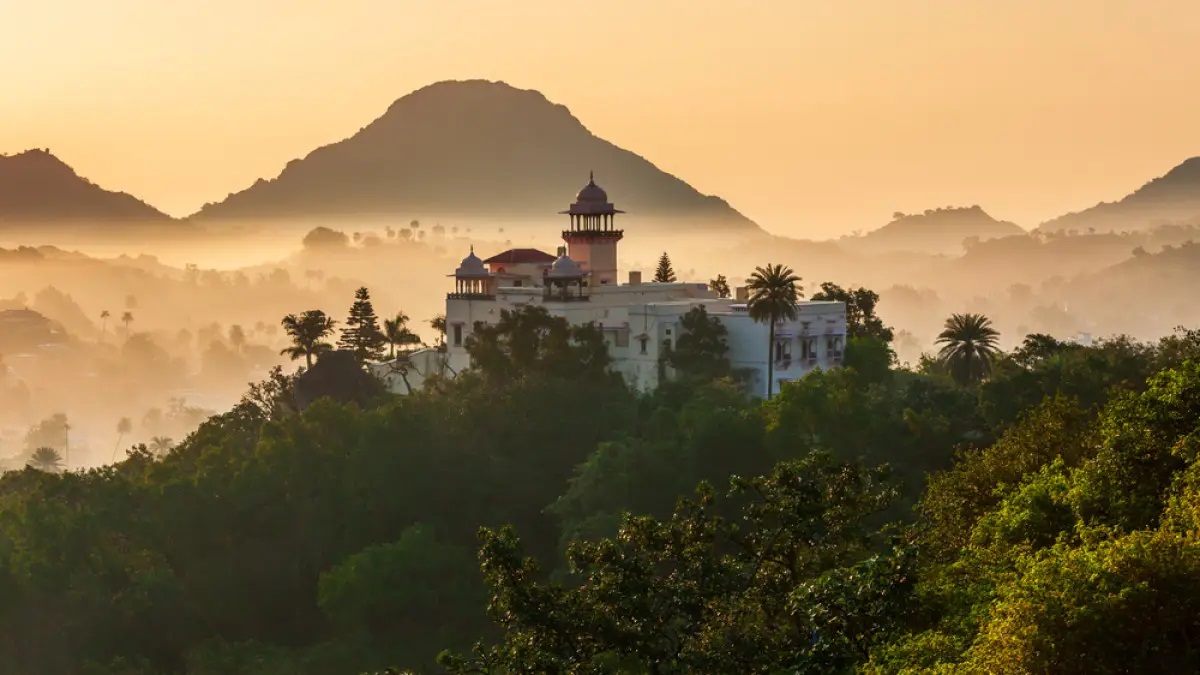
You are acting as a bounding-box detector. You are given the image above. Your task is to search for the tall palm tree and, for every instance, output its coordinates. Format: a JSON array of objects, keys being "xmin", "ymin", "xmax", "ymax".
[
  {"xmin": 936, "ymin": 313, "xmax": 1001, "ymax": 385},
  {"xmin": 120, "ymin": 311, "xmax": 134, "ymax": 336},
  {"xmin": 112, "ymin": 417, "xmax": 132, "ymax": 462},
  {"xmin": 280, "ymin": 310, "xmax": 336, "ymax": 368},
  {"xmin": 28, "ymin": 447, "xmax": 63, "ymax": 473},
  {"xmin": 383, "ymin": 312, "xmax": 420, "ymax": 360},
  {"xmin": 746, "ymin": 264, "xmax": 803, "ymax": 398},
  {"xmin": 100, "ymin": 309, "xmax": 111, "ymax": 338}
]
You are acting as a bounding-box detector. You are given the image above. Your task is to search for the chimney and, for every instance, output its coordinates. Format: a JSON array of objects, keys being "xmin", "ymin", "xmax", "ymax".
[
  {"xmin": 556, "ymin": 245, "xmax": 567, "ymax": 257},
  {"xmin": 628, "ymin": 270, "xmax": 642, "ymax": 285},
  {"xmin": 736, "ymin": 286, "xmax": 749, "ymax": 302}
]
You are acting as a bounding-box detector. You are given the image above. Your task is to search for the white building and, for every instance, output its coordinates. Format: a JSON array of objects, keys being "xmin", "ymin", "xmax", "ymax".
[{"xmin": 443, "ymin": 174, "xmax": 847, "ymax": 398}]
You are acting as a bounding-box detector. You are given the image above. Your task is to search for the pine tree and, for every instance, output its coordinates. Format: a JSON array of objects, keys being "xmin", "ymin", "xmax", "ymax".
[
  {"xmin": 338, "ymin": 287, "xmax": 387, "ymax": 362},
  {"xmin": 654, "ymin": 252, "xmax": 677, "ymax": 283}
]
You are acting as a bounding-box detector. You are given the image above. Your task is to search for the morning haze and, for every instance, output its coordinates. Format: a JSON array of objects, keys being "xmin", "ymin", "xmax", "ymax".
[{"xmin": 5, "ymin": 3, "xmax": 1200, "ymax": 674}]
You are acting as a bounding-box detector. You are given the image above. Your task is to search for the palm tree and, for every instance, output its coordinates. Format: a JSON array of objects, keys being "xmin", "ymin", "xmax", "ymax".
[
  {"xmin": 430, "ymin": 314, "xmax": 447, "ymax": 347},
  {"xmin": 148, "ymin": 436, "xmax": 174, "ymax": 456},
  {"xmin": 121, "ymin": 311, "xmax": 134, "ymax": 336},
  {"xmin": 112, "ymin": 417, "xmax": 132, "ymax": 461},
  {"xmin": 936, "ymin": 313, "xmax": 1001, "ymax": 386},
  {"xmin": 383, "ymin": 312, "xmax": 420, "ymax": 360},
  {"xmin": 280, "ymin": 310, "xmax": 336, "ymax": 368},
  {"xmin": 746, "ymin": 264, "xmax": 803, "ymax": 398},
  {"xmin": 28, "ymin": 447, "xmax": 63, "ymax": 473},
  {"xmin": 100, "ymin": 309, "xmax": 111, "ymax": 337}
]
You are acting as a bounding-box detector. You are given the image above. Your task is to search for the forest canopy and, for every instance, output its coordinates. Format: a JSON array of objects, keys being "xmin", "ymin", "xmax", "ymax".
[{"xmin": 0, "ymin": 303, "xmax": 1199, "ymax": 673}]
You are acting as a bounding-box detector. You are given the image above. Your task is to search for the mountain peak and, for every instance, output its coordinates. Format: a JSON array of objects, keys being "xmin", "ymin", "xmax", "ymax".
[
  {"xmin": 192, "ymin": 80, "xmax": 759, "ymax": 233},
  {"xmin": 1039, "ymin": 156, "xmax": 1200, "ymax": 233},
  {"xmin": 0, "ymin": 150, "xmax": 171, "ymax": 223}
]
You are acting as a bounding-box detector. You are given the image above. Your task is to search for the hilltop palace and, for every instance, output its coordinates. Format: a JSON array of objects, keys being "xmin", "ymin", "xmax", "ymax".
[{"xmin": 377, "ymin": 174, "xmax": 846, "ymax": 398}]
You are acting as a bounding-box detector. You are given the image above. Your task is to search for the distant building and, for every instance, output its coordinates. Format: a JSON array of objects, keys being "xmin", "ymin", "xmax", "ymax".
[
  {"xmin": 440, "ymin": 174, "xmax": 846, "ymax": 398},
  {"xmin": 369, "ymin": 348, "xmax": 449, "ymax": 395}
]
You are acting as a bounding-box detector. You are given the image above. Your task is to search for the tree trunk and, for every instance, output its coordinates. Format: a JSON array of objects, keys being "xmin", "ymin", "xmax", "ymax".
[
  {"xmin": 305, "ymin": 349, "xmax": 313, "ymax": 369},
  {"xmin": 766, "ymin": 321, "xmax": 775, "ymax": 398}
]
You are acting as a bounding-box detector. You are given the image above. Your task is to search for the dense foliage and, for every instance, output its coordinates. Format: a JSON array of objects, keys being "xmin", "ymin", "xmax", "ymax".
[{"xmin": 1, "ymin": 300, "xmax": 1200, "ymax": 673}]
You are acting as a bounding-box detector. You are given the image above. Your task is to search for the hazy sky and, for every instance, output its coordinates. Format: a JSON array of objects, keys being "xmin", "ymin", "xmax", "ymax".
[{"xmin": 3, "ymin": 1, "xmax": 1200, "ymax": 238}]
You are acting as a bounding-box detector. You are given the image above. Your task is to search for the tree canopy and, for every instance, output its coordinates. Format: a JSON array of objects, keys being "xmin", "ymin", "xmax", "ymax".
[{"xmin": 0, "ymin": 286, "xmax": 1198, "ymax": 674}]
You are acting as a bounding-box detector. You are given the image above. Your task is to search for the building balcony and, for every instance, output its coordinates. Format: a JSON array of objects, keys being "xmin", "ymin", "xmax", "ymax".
[
  {"xmin": 446, "ymin": 292, "xmax": 496, "ymax": 301},
  {"xmin": 561, "ymin": 228, "xmax": 624, "ymax": 240}
]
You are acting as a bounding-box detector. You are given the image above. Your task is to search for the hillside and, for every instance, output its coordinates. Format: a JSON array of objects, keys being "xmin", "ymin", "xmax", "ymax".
[
  {"xmin": 841, "ymin": 205, "xmax": 1024, "ymax": 255},
  {"xmin": 1039, "ymin": 157, "xmax": 1200, "ymax": 233},
  {"xmin": 191, "ymin": 80, "xmax": 760, "ymax": 233},
  {"xmin": 0, "ymin": 150, "xmax": 171, "ymax": 223}
]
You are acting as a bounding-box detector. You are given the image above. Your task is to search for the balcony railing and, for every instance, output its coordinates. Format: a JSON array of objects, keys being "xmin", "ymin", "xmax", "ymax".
[{"xmin": 446, "ymin": 292, "xmax": 495, "ymax": 300}]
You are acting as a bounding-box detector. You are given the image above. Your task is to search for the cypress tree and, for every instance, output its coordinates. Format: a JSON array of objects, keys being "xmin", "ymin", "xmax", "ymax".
[{"xmin": 338, "ymin": 287, "xmax": 387, "ymax": 362}]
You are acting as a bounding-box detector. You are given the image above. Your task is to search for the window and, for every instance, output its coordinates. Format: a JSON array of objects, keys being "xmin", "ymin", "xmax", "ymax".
[
  {"xmin": 774, "ymin": 339, "xmax": 792, "ymax": 363},
  {"xmin": 616, "ymin": 329, "xmax": 630, "ymax": 348},
  {"xmin": 801, "ymin": 338, "xmax": 817, "ymax": 361},
  {"xmin": 513, "ymin": 280, "xmax": 523, "ymax": 287},
  {"xmin": 453, "ymin": 324, "xmax": 463, "ymax": 346},
  {"xmin": 639, "ymin": 337, "xmax": 649, "ymax": 355},
  {"xmin": 828, "ymin": 336, "xmax": 844, "ymax": 360}
]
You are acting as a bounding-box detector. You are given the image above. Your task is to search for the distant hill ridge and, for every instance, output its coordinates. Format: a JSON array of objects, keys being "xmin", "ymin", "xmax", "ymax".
[
  {"xmin": 1038, "ymin": 156, "xmax": 1200, "ymax": 233},
  {"xmin": 190, "ymin": 79, "xmax": 760, "ymax": 232},
  {"xmin": 0, "ymin": 149, "xmax": 170, "ymax": 223},
  {"xmin": 843, "ymin": 205, "xmax": 1024, "ymax": 255}
]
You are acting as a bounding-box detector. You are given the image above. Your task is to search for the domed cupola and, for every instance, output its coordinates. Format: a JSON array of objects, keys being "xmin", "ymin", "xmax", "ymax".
[
  {"xmin": 448, "ymin": 246, "xmax": 494, "ymax": 298},
  {"xmin": 575, "ymin": 173, "xmax": 609, "ymax": 204},
  {"xmin": 454, "ymin": 246, "xmax": 489, "ymax": 277},
  {"xmin": 543, "ymin": 246, "xmax": 589, "ymax": 301},
  {"xmin": 547, "ymin": 251, "xmax": 584, "ymax": 279}
]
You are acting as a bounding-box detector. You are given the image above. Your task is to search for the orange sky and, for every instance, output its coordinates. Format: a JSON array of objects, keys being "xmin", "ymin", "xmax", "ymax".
[{"xmin": 3, "ymin": 1, "xmax": 1200, "ymax": 238}]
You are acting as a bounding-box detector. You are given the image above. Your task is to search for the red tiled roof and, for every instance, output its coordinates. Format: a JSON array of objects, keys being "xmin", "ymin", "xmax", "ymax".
[{"xmin": 482, "ymin": 248, "xmax": 556, "ymax": 264}]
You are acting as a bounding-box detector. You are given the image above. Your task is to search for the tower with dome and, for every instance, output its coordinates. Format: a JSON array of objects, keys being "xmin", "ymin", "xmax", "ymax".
[{"xmin": 429, "ymin": 173, "xmax": 847, "ymax": 397}]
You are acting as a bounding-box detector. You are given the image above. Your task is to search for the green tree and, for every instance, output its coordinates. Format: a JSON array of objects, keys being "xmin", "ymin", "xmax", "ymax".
[
  {"xmin": 318, "ymin": 524, "xmax": 484, "ymax": 667},
  {"xmin": 653, "ymin": 252, "xmax": 677, "ymax": 283},
  {"xmin": 811, "ymin": 282, "xmax": 895, "ymax": 343},
  {"xmin": 441, "ymin": 454, "xmax": 898, "ymax": 674},
  {"xmin": 280, "ymin": 310, "xmax": 336, "ymax": 368},
  {"xmin": 339, "ymin": 287, "xmax": 387, "ymax": 363},
  {"xmin": 27, "ymin": 446, "xmax": 63, "ymax": 472},
  {"xmin": 936, "ymin": 313, "xmax": 1000, "ymax": 386},
  {"xmin": 709, "ymin": 274, "xmax": 731, "ymax": 298},
  {"xmin": 665, "ymin": 305, "xmax": 731, "ymax": 382},
  {"xmin": 466, "ymin": 305, "xmax": 612, "ymax": 383},
  {"xmin": 382, "ymin": 313, "xmax": 420, "ymax": 360},
  {"xmin": 746, "ymin": 263, "xmax": 803, "ymax": 397}
]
